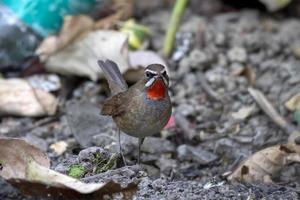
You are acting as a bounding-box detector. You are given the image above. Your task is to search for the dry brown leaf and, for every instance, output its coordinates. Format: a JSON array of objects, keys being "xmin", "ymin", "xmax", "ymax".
[
  {"xmin": 36, "ymin": 15, "xmax": 95, "ymax": 58},
  {"xmin": 231, "ymin": 66, "xmax": 256, "ymax": 87},
  {"xmin": 0, "ymin": 138, "xmax": 137, "ymax": 199},
  {"xmin": 227, "ymin": 144, "xmax": 300, "ymax": 183},
  {"xmin": 43, "ymin": 30, "xmax": 130, "ymax": 81},
  {"xmin": 49, "ymin": 141, "xmax": 68, "ymax": 155},
  {"xmin": 285, "ymin": 93, "xmax": 300, "ymax": 111},
  {"xmin": 0, "ymin": 78, "xmax": 58, "ymax": 117},
  {"xmin": 0, "ymin": 138, "xmax": 50, "ymax": 179},
  {"xmin": 231, "ymin": 106, "xmax": 253, "ymax": 120}
]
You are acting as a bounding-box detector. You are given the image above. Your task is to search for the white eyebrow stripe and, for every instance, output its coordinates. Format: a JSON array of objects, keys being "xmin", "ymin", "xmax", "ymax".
[
  {"xmin": 160, "ymin": 69, "xmax": 166, "ymax": 74},
  {"xmin": 162, "ymin": 76, "xmax": 168, "ymax": 86},
  {"xmin": 145, "ymin": 69, "xmax": 158, "ymax": 74}
]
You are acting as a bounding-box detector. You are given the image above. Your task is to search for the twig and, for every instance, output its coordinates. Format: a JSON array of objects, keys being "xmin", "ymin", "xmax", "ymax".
[
  {"xmin": 163, "ymin": 0, "xmax": 188, "ymax": 57},
  {"xmin": 198, "ymin": 72, "xmax": 222, "ymax": 102},
  {"xmin": 248, "ymin": 87, "xmax": 297, "ymax": 135}
]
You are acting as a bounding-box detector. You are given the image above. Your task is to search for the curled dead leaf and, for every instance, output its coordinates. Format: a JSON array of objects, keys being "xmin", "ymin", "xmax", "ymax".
[
  {"xmin": 0, "ymin": 78, "xmax": 58, "ymax": 117},
  {"xmin": 0, "ymin": 138, "xmax": 137, "ymax": 199},
  {"xmin": 231, "ymin": 66, "xmax": 256, "ymax": 87},
  {"xmin": 36, "ymin": 15, "xmax": 95, "ymax": 58},
  {"xmin": 43, "ymin": 30, "xmax": 130, "ymax": 81},
  {"xmin": 227, "ymin": 144, "xmax": 300, "ymax": 183},
  {"xmin": 0, "ymin": 137, "xmax": 50, "ymax": 179}
]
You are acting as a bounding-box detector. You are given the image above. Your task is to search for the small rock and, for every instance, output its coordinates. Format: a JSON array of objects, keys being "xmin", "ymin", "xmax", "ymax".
[
  {"xmin": 66, "ymin": 100, "xmax": 116, "ymax": 147},
  {"xmin": 285, "ymin": 93, "xmax": 300, "ymax": 111},
  {"xmin": 231, "ymin": 106, "xmax": 253, "ymax": 120},
  {"xmin": 92, "ymin": 134, "xmax": 116, "ymax": 148},
  {"xmin": 141, "ymin": 137, "xmax": 175, "ymax": 154},
  {"xmin": 77, "ymin": 147, "xmax": 112, "ymax": 163},
  {"xmin": 190, "ymin": 49, "xmax": 208, "ymax": 66},
  {"xmin": 27, "ymin": 74, "xmax": 61, "ymax": 92},
  {"xmin": 49, "ymin": 140, "xmax": 68, "ymax": 155},
  {"xmin": 176, "ymin": 104, "xmax": 195, "ymax": 117},
  {"xmin": 55, "ymin": 155, "xmax": 78, "ymax": 174},
  {"xmin": 151, "ymin": 178, "xmax": 167, "ymax": 191},
  {"xmin": 177, "ymin": 145, "xmax": 218, "ymax": 165},
  {"xmin": 215, "ymin": 33, "xmax": 226, "ymax": 45},
  {"xmin": 24, "ymin": 134, "xmax": 48, "ymax": 152},
  {"xmin": 156, "ymin": 156, "xmax": 177, "ymax": 175},
  {"xmin": 178, "ymin": 57, "xmax": 191, "ymax": 74},
  {"xmin": 81, "ymin": 165, "xmax": 143, "ymax": 186},
  {"xmin": 142, "ymin": 164, "xmax": 160, "ymax": 178},
  {"xmin": 227, "ymin": 47, "xmax": 247, "ymax": 63}
]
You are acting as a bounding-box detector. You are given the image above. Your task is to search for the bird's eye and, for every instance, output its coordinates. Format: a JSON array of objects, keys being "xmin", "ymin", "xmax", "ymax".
[
  {"xmin": 162, "ymin": 71, "xmax": 167, "ymax": 77},
  {"xmin": 145, "ymin": 71, "xmax": 154, "ymax": 78}
]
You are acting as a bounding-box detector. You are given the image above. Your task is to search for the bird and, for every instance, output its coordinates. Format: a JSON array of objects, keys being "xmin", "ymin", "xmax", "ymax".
[{"xmin": 98, "ymin": 60, "xmax": 172, "ymax": 164}]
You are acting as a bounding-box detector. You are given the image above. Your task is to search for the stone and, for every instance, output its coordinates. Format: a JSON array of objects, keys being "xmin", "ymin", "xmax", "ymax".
[
  {"xmin": 177, "ymin": 145, "xmax": 218, "ymax": 165},
  {"xmin": 156, "ymin": 156, "xmax": 177, "ymax": 175},
  {"xmin": 141, "ymin": 137, "xmax": 175, "ymax": 154},
  {"xmin": 24, "ymin": 133, "xmax": 48, "ymax": 152},
  {"xmin": 227, "ymin": 47, "xmax": 247, "ymax": 62},
  {"xmin": 77, "ymin": 147, "xmax": 112, "ymax": 163}
]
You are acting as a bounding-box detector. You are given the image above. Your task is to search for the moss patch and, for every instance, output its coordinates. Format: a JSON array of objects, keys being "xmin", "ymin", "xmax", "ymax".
[{"xmin": 68, "ymin": 164, "xmax": 85, "ymax": 178}]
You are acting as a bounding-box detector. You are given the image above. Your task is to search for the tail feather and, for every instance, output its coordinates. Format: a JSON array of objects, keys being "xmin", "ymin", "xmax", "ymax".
[{"xmin": 98, "ymin": 60, "xmax": 128, "ymax": 95}]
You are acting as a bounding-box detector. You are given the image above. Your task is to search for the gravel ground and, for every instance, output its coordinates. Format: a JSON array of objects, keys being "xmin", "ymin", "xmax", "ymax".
[{"xmin": 1, "ymin": 3, "xmax": 300, "ymax": 200}]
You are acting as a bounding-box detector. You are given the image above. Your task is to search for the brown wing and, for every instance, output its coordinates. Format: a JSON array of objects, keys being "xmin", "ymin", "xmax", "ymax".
[{"xmin": 101, "ymin": 91, "xmax": 130, "ymax": 117}]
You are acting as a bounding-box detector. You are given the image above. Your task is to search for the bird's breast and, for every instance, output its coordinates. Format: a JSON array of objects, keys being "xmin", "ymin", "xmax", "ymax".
[{"xmin": 114, "ymin": 92, "xmax": 171, "ymax": 138}]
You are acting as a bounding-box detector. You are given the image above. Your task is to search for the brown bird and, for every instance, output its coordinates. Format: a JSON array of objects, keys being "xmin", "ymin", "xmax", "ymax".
[{"xmin": 98, "ymin": 60, "xmax": 172, "ymax": 164}]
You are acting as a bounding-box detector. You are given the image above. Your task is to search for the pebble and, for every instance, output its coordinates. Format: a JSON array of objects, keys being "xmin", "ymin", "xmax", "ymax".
[
  {"xmin": 177, "ymin": 145, "xmax": 218, "ymax": 165},
  {"xmin": 156, "ymin": 156, "xmax": 177, "ymax": 175},
  {"xmin": 77, "ymin": 147, "xmax": 112, "ymax": 163},
  {"xmin": 141, "ymin": 137, "xmax": 175, "ymax": 154},
  {"xmin": 24, "ymin": 133, "xmax": 48, "ymax": 152},
  {"xmin": 176, "ymin": 104, "xmax": 195, "ymax": 117},
  {"xmin": 227, "ymin": 47, "xmax": 247, "ymax": 63}
]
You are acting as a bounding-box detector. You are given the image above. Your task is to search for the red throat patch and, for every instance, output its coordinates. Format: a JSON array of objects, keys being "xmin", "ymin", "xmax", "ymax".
[{"xmin": 147, "ymin": 79, "xmax": 166, "ymax": 100}]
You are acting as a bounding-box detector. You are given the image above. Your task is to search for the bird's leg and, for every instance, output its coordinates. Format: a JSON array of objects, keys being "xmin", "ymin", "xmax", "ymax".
[
  {"xmin": 118, "ymin": 129, "xmax": 126, "ymax": 166},
  {"xmin": 138, "ymin": 137, "xmax": 145, "ymax": 165}
]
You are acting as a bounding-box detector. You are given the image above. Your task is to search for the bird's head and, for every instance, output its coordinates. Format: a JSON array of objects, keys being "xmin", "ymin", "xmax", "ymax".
[{"xmin": 143, "ymin": 64, "xmax": 169, "ymax": 100}]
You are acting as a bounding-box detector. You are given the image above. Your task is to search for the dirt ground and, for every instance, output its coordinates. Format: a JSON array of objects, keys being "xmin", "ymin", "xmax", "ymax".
[{"xmin": 1, "ymin": 2, "xmax": 300, "ymax": 200}]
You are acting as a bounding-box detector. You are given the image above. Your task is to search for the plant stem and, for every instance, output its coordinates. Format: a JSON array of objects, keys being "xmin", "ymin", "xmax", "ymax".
[{"xmin": 163, "ymin": 0, "xmax": 188, "ymax": 57}]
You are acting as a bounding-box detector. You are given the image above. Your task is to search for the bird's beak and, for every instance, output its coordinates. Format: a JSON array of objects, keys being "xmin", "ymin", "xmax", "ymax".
[{"xmin": 145, "ymin": 77, "xmax": 155, "ymax": 87}]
